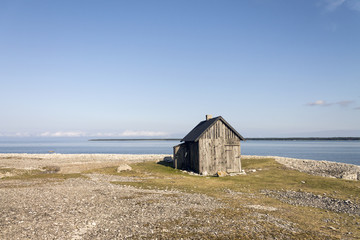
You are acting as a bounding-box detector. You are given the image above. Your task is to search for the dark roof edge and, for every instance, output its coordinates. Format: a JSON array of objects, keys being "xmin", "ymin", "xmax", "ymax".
[{"xmin": 180, "ymin": 117, "xmax": 219, "ymax": 142}]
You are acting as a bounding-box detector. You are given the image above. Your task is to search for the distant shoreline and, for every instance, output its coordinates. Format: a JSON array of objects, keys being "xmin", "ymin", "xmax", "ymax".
[
  {"xmin": 89, "ymin": 138, "xmax": 182, "ymax": 141},
  {"xmin": 245, "ymin": 137, "xmax": 360, "ymax": 141},
  {"xmin": 89, "ymin": 137, "xmax": 360, "ymax": 141}
]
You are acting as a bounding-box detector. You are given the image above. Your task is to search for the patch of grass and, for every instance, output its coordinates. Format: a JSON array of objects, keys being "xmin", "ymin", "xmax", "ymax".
[
  {"xmin": 96, "ymin": 159, "xmax": 360, "ymax": 202},
  {"xmin": 1, "ymin": 168, "xmax": 84, "ymax": 181},
  {"xmin": 83, "ymin": 166, "xmax": 119, "ymax": 175},
  {"xmin": 107, "ymin": 158, "xmax": 360, "ymax": 239},
  {"xmin": 0, "ymin": 168, "xmax": 16, "ymax": 174},
  {"xmin": 242, "ymin": 157, "xmax": 278, "ymax": 169},
  {"xmin": 240, "ymin": 158, "xmax": 360, "ymax": 201},
  {"xmin": 10, "ymin": 172, "xmax": 84, "ymax": 180},
  {"xmin": 41, "ymin": 165, "xmax": 61, "ymax": 173}
]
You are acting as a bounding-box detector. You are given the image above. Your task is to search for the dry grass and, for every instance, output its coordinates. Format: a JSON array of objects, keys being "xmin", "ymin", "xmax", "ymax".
[
  {"xmin": 94, "ymin": 158, "xmax": 360, "ymax": 239},
  {"xmin": 0, "ymin": 167, "xmax": 84, "ymax": 181}
]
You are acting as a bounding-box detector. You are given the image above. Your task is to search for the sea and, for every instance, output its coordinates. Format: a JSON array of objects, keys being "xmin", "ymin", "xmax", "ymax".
[{"xmin": 0, "ymin": 137, "xmax": 359, "ymax": 166}]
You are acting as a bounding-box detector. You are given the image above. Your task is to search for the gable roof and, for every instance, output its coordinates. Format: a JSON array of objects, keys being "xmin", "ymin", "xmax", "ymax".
[{"xmin": 181, "ymin": 116, "xmax": 245, "ymax": 142}]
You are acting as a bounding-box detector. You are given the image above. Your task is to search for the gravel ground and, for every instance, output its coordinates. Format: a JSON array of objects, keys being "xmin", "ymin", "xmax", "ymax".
[
  {"xmin": 1, "ymin": 154, "xmax": 360, "ymax": 239},
  {"xmin": 0, "ymin": 174, "xmax": 224, "ymax": 239},
  {"xmin": 0, "ymin": 154, "xmax": 301, "ymax": 239},
  {"xmin": 262, "ymin": 190, "xmax": 360, "ymax": 216}
]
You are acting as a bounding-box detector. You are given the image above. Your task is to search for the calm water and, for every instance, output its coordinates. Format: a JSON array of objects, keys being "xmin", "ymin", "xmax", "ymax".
[{"xmin": 0, "ymin": 138, "xmax": 359, "ymax": 166}]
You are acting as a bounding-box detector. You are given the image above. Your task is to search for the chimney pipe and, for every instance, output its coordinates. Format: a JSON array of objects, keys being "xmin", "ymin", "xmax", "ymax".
[{"xmin": 206, "ymin": 115, "xmax": 212, "ymax": 121}]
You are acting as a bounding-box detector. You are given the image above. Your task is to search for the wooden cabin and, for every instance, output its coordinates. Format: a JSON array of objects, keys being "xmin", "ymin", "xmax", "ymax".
[{"xmin": 173, "ymin": 115, "xmax": 245, "ymax": 175}]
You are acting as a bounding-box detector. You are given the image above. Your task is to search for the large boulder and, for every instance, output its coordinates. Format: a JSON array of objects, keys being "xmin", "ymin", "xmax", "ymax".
[{"xmin": 117, "ymin": 163, "xmax": 132, "ymax": 172}]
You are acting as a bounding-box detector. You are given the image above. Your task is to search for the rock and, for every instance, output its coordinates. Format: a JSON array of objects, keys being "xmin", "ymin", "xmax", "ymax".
[
  {"xmin": 272, "ymin": 156, "xmax": 360, "ymax": 181},
  {"xmin": 246, "ymin": 205, "xmax": 277, "ymax": 211},
  {"xmin": 42, "ymin": 166, "xmax": 60, "ymax": 173},
  {"xmin": 0, "ymin": 172, "xmax": 14, "ymax": 179},
  {"xmin": 117, "ymin": 164, "xmax": 132, "ymax": 172},
  {"xmin": 341, "ymin": 173, "xmax": 358, "ymax": 180},
  {"xmin": 215, "ymin": 171, "xmax": 227, "ymax": 177}
]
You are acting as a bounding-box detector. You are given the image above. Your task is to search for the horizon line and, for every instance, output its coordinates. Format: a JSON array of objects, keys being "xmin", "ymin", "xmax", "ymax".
[{"xmin": 89, "ymin": 137, "xmax": 360, "ymax": 141}]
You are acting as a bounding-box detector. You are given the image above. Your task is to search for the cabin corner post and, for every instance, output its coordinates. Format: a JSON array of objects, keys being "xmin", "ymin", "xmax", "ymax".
[
  {"xmin": 198, "ymin": 141, "xmax": 202, "ymax": 174},
  {"xmin": 239, "ymin": 157, "xmax": 242, "ymax": 172},
  {"xmin": 239, "ymin": 145, "xmax": 242, "ymax": 172},
  {"xmin": 173, "ymin": 146, "xmax": 177, "ymax": 169}
]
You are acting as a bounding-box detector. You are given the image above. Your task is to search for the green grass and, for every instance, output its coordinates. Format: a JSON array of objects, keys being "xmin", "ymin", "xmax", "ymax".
[
  {"xmin": 0, "ymin": 167, "xmax": 84, "ymax": 181},
  {"xmin": 97, "ymin": 158, "xmax": 360, "ymax": 202}
]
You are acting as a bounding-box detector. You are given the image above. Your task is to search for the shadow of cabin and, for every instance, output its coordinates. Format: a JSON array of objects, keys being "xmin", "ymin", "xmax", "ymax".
[
  {"xmin": 156, "ymin": 156, "xmax": 174, "ymax": 168},
  {"xmin": 173, "ymin": 115, "xmax": 244, "ymax": 175}
]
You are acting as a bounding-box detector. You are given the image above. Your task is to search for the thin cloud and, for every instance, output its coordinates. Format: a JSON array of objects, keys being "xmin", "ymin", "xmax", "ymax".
[
  {"xmin": 0, "ymin": 132, "xmax": 31, "ymax": 137},
  {"xmin": 319, "ymin": 0, "xmax": 360, "ymax": 12},
  {"xmin": 336, "ymin": 100, "xmax": 354, "ymax": 107},
  {"xmin": 307, "ymin": 100, "xmax": 355, "ymax": 107},
  {"xmin": 41, "ymin": 131, "xmax": 169, "ymax": 137},
  {"xmin": 0, "ymin": 130, "xmax": 170, "ymax": 138},
  {"xmin": 354, "ymin": 107, "xmax": 360, "ymax": 110},
  {"xmin": 322, "ymin": 0, "xmax": 346, "ymax": 12},
  {"xmin": 92, "ymin": 131, "xmax": 169, "ymax": 137},
  {"xmin": 307, "ymin": 100, "xmax": 331, "ymax": 106},
  {"xmin": 92, "ymin": 132, "xmax": 123, "ymax": 137},
  {"xmin": 121, "ymin": 130, "xmax": 168, "ymax": 137},
  {"xmin": 347, "ymin": 0, "xmax": 360, "ymax": 11},
  {"xmin": 39, "ymin": 131, "xmax": 87, "ymax": 137}
]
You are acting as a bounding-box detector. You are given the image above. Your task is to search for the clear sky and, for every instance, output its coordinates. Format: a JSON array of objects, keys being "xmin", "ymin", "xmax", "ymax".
[{"xmin": 1, "ymin": 0, "xmax": 360, "ymax": 138}]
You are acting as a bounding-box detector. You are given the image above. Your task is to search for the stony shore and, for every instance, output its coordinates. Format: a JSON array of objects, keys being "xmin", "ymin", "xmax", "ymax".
[{"xmin": 243, "ymin": 155, "xmax": 360, "ymax": 181}]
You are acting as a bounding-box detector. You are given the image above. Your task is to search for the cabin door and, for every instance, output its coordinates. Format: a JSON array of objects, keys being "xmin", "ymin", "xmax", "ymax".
[{"xmin": 225, "ymin": 145, "xmax": 240, "ymax": 173}]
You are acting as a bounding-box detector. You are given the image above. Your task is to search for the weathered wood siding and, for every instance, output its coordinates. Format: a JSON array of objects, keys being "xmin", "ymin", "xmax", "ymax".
[
  {"xmin": 173, "ymin": 142, "xmax": 199, "ymax": 172},
  {"xmin": 202, "ymin": 119, "xmax": 238, "ymax": 140},
  {"xmin": 187, "ymin": 142, "xmax": 199, "ymax": 173},
  {"xmin": 173, "ymin": 143, "xmax": 187, "ymax": 170},
  {"xmin": 198, "ymin": 120, "xmax": 241, "ymax": 175}
]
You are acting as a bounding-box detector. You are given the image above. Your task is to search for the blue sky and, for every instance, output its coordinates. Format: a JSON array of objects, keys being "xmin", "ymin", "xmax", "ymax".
[{"xmin": 0, "ymin": 0, "xmax": 359, "ymax": 138}]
